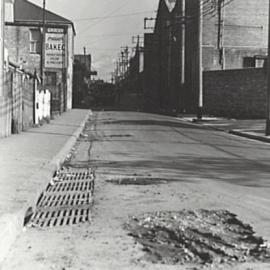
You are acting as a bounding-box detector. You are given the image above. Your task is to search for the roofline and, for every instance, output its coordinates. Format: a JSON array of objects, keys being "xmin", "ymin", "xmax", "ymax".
[
  {"xmin": 25, "ymin": 0, "xmax": 73, "ymax": 23},
  {"xmin": 154, "ymin": 0, "xmax": 172, "ymax": 33},
  {"xmin": 5, "ymin": 20, "xmax": 76, "ymax": 35},
  {"xmin": 14, "ymin": 0, "xmax": 76, "ymax": 35}
]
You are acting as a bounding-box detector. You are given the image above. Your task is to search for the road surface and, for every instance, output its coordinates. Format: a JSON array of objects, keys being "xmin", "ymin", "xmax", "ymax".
[{"xmin": 2, "ymin": 111, "xmax": 270, "ymax": 270}]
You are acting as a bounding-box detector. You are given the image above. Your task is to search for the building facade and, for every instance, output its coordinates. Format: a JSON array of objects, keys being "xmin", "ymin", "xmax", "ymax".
[
  {"xmin": 184, "ymin": 0, "xmax": 268, "ymax": 112},
  {"xmin": 4, "ymin": 0, "xmax": 75, "ymax": 114},
  {"xmin": 143, "ymin": 0, "xmax": 269, "ymax": 113},
  {"xmin": 73, "ymin": 54, "xmax": 92, "ymax": 108}
]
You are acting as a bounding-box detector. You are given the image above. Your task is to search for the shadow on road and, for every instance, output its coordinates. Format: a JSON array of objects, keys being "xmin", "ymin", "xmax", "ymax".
[
  {"xmin": 98, "ymin": 119, "xmax": 208, "ymax": 130},
  {"xmin": 86, "ymin": 155, "xmax": 270, "ymax": 188}
]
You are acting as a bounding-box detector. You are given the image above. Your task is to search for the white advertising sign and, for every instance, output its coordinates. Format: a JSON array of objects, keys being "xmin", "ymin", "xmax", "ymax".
[{"xmin": 44, "ymin": 31, "xmax": 66, "ymax": 69}]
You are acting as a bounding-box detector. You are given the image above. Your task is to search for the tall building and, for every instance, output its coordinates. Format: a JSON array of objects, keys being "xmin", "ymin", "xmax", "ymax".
[
  {"xmin": 143, "ymin": 0, "xmax": 269, "ymax": 113},
  {"xmin": 185, "ymin": 0, "xmax": 268, "ymax": 111}
]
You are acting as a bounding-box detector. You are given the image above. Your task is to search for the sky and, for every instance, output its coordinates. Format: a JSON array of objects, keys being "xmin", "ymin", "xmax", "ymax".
[{"xmin": 29, "ymin": 0, "xmax": 159, "ymax": 81}]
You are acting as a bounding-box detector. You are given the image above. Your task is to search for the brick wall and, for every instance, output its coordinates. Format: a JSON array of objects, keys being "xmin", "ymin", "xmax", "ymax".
[
  {"xmin": 204, "ymin": 68, "xmax": 267, "ymax": 119},
  {"xmin": 222, "ymin": 0, "xmax": 268, "ymax": 48},
  {"xmin": 5, "ymin": 24, "xmax": 70, "ymax": 113},
  {"xmin": 184, "ymin": 0, "xmax": 268, "ymax": 113},
  {"xmin": 0, "ymin": 66, "xmax": 37, "ymax": 138},
  {"xmin": 5, "ymin": 25, "xmax": 41, "ymax": 74},
  {"xmin": 0, "ymin": 96, "xmax": 12, "ymax": 137}
]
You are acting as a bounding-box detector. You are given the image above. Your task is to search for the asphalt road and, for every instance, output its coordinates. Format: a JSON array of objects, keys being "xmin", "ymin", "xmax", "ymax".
[{"xmin": 2, "ymin": 111, "xmax": 270, "ymax": 270}]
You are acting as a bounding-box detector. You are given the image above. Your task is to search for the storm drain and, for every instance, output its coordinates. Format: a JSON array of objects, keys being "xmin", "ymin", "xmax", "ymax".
[
  {"xmin": 27, "ymin": 168, "xmax": 95, "ymax": 228},
  {"xmin": 46, "ymin": 181, "xmax": 94, "ymax": 193},
  {"xmin": 55, "ymin": 169, "xmax": 94, "ymax": 181},
  {"xmin": 38, "ymin": 192, "xmax": 93, "ymax": 208},
  {"xmin": 30, "ymin": 207, "xmax": 90, "ymax": 227}
]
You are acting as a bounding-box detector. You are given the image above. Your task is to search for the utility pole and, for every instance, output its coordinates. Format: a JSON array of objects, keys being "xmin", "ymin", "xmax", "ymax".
[
  {"xmin": 168, "ymin": 19, "xmax": 172, "ymax": 111},
  {"xmin": 40, "ymin": 0, "xmax": 46, "ymax": 87},
  {"xmin": 83, "ymin": 46, "xmax": 86, "ymax": 67},
  {"xmin": 217, "ymin": 0, "xmax": 225, "ymax": 69},
  {"xmin": 180, "ymin": 0, "xmax": 185, "ymax": 112},
  {"xmin": 197, "ymin": 0, "xmax": 203, "ymax": 120},
  {"xmin": 0, "ymin": 0, "xmax": 4, "ymax": 96},
  {"xmin": 120, "ymin": 46, "xmax": 129, "ymax": 76},
  {"xmin": 266, "ymin": 0, "xmax": 270, "ymax": 135},
  {"xmin": 120, "ymin": 51, "xmax": 125, "ymax": 78},
  {"xmin": 124, "ymin": 46, "xmax": 129, "ymax": 74}
]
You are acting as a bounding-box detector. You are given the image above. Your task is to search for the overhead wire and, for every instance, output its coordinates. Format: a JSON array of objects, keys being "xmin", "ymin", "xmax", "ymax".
[
  {"xmin": 73, "ymin": 10, "xmax": 156, "ymax": 22},
  {"xmin": 91, "ymin": 0, "xmax": 236, "ymax": 80},
  {"xmin": 78, "ymin": 0, "xmax": 131, "ymax": 35},
  {"xmin": 111, "ymin": 0, "xmax": 236, "ymax": 80}
]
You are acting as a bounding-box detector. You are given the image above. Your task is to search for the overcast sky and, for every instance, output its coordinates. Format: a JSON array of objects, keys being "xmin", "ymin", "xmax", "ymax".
[{"xmin": 30, "ymin": 0, "xmax": 158, "ymax": 81}]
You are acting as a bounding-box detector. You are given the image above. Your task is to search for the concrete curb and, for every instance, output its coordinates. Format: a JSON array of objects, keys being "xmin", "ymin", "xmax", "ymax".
[
  {"xmin": 229, "ymin": 129, "xmax": 270, "ymax": 143},
  {"xmin": 0, "ymin": 110, "xmax": 92, "ymax": 267},
  {"xmin": 177, "ymin": 118, "xmax": 270, "ymax": 143},
  {"xmin": 176, "ymin": 118, "xmax": 224, "ymax": 131}
]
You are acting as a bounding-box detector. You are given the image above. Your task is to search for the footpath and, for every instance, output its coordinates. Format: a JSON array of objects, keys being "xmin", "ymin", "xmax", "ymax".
[
  {"xmin": 178, "ymin": 116, "xmax": 270, "ymax": 143},
  {"xmin": 0, "ymin": 109, "xmax": 91, "ymax": 266}
]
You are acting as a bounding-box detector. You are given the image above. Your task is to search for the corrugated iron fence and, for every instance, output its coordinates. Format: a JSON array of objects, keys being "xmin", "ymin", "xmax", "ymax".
[
  {"xmin": 0, "ymin": 95, "xmax": 12, "ymax": 137},
  {"xmin": 0, "ymin": 65, "xmax": 38, "ymax": 138}
]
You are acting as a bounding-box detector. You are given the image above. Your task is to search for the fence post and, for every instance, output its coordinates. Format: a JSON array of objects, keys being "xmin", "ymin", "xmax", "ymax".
[{"xmin": 0, "ymin": 0, "xmax": 4, "ymax": 97}]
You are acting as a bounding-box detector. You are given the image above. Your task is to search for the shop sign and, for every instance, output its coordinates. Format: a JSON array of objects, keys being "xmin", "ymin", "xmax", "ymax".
[{"xmin": 44, "ymin": 29, "xmax": 66, "ymax": 69}]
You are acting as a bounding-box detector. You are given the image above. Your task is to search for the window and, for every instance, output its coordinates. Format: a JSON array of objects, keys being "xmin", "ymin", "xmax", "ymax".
[
  {"xmin": 243, "ymin": 56, "xmax": 266, "ymax": 68},
  {"xmin": 255, "ymin": 58, "xmax": 266, "ymax": 68},
  {"xmin": 45, "ymin": 72, "xmax": 57, "ymax": 86},
  {"xmin": 243, "ymin": 57, "xmax": 255, "ymax": 68},
  {"xmin": 29, "ymin": 29, "xmax": 41, "ymax": 54}
]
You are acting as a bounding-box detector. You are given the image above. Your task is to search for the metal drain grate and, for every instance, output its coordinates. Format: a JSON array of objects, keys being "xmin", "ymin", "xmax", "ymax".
[
  {"xmin": 46, "ymin": 181, "xmax": 94, "ymax": 193},
  {"xmin": 56, "ymin": 169, "xmax": 94, "ymax": 182},
  {"xmin": 27, "ymin": 168, "xmax": 95, "ymax": 228},
  {"xmin": 31, "ymin": 207, "xmax": 90, "ymax": 228},
  {"xmin": 38, "ymin": 192, "xmax": 93, "ymax": 208}
]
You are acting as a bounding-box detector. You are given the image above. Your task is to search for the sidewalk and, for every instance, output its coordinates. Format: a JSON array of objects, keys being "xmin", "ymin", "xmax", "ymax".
[
  {"xmin": 0, "ymin": 109, "xmax": 91, "ymax": 265},
  {"xmin": 178, "ymin": 115, "xmax": 270, "ymax": 143}
]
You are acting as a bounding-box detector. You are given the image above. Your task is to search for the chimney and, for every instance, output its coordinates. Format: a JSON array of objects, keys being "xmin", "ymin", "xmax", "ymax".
[{"xmin": 5, "ymin": 0, "xmax": 14, "ymax": 23}]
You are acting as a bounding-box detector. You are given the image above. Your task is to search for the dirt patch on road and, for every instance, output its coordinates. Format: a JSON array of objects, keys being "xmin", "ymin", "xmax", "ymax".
[
  {"xmin": 107, "ymin": 134, "xmax": 133, "ymax": 138},
  {"xmin": 106, "ymin": 177, "xmax": 168, "ymax": 185},
  {"xmin": 125, "ymin": 210, "xmax": 270, "ymax": 266}
]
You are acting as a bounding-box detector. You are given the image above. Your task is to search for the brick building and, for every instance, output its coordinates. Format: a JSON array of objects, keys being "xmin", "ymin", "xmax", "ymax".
[
  {"xmin": 184, "ymin": 0, "xmax": 268, "ymax": 112},
  {"xmin": 73, "ymin": 54, "xmax": 92, "ymax": 108},
  {"xmin": 116, "ymin": 44, "xmax": 144, "ymax": 110},
  {"xmin": 143, "ymin": 0, "xmax": 185, "ymax": 113},
  {"xmin": 4, "ymin": 0, "xmax": 75, "ymax": 114},
  {"xmin": 143, "ymin": 0, "xmax": 269, "ymax": 113}
]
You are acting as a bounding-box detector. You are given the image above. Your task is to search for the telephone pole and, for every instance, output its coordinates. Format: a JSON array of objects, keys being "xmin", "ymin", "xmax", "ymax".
[
  {"xmin": 197, "ymin": 0, "xmax": 203, "ymax": 120},
  {"xmin": 0, "ymin": 0, "xmax": 4, "ymax": 96},
  {"xmin": 266, "ymin": 0, "xmax": 270, "ymax": 135},
  {"xmin": 40, "ymin": 0, "xmax": 46, "ymax": 87},
  {"xmin": 83, "ymin": 46, "xmax": 87, "ymax": 67},
  {"xmin": 180, "ymin": 0, "xmax": 185, "ymax": 112}
]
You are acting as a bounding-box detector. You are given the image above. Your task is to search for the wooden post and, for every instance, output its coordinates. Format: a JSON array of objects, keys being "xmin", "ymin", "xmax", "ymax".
[{"xmin": 0, "ymin": 0, "xmax": 4, "ymax": 97}]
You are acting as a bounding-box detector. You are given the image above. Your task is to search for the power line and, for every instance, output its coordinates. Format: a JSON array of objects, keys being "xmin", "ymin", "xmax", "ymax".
[
  {"xmin": 78, "ymin": 0, "xmax": 131, "ymax": 35},
  {"xmin": 79, "ymin": 32, "xmax": 143, "ymax": 38},
  {"xmin": 73, "ymin": 10, "xmax": 156, "ymax": 22}
]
